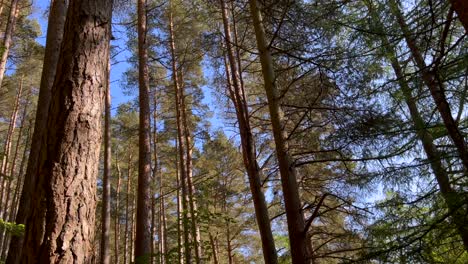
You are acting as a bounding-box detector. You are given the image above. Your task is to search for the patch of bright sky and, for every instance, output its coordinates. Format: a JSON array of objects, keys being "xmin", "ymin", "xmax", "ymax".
[{"xmin": 30, "ymin": 0, "xmax": 226, "ymax": 134}]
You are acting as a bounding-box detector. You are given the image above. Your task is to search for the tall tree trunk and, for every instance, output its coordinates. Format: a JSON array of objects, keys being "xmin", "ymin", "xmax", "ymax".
[
  {"xmin": 7, "ymin": 0, "xmax": 67, "ymax": 261},
  {"xmin": 21, "ymin": 0, "xmax": 112, "ymax": 262},
  {"xmin": 136, "ymin": 0, "xmax": 153, "ymax": 262},
  {"xmin": 179, "ymin": 71, "xmax": 202, "ymax": 264},
  {"xmin": 100, "ymin": 61, "xmax": 112, "ymax": 264},
  {"xmin": 219, "ymin": 1, "xmax": 279, "ymax": 263},
  {"xmin": 365, "ymin": 0, "xmax": 468, "ymax": 250},
  {"xmin": 176, "ymin": 145, "xmax": 183, "ymax": 264},
  {"xmin": 169, "ymin": 3, "xmax": 191, "ymax": 262},
  {"xmin": 115, "ymin": 162, "xmax": 122, "ymax": 264},
  {"xmin": 449, "ymin": 0, "xmax": 468, "ymax": 32},
  {"xmin": 0, "ymin": 76, "xmax": 22, "ymax": 219},
  {"xmin": 389, "ymin": 0, "xmax": 468, "ymax": 175},
  {"xmin": 248, "ymin": 0, "xmax": 312, "ymax": 263},
  {"xmin": 124, "ymin": 154, "xmax": 132, "ymax": 264},
  {"xmin": 0, "ymin": 0, "xmax": 19, "ymax": 91}
]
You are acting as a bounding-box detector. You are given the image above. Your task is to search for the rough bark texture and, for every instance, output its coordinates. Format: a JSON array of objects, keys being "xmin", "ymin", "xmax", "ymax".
[
  {"xmin": 365, "ymin": 0, "xmax": 468, "ymax": 250},
  {"xmin": 220, "ymin": 1, "xmax": 278, "ymax": 263},
  {"xmin": 7, "ymin": 1, "xmax": 67, "ymax": 262},
  {"xmin": 135, "ymin": 0, "xmax": 153, "ymax": 262},
  {"xmin": 390, "ymin": 0, "xmax": 468, "ymax": 175},
  {"xmin": 0, "ymin": 0, "xmax": 19, "ymax": 91},
  {"xmin": 20, "ymin": 0, "xmax": 112, "ymax": 262},
  {"xmin": 100, "ymin": 61, "xmax": 112, "ymax": 264},
  {"xmin": 248, "ymin": 0, "xmax": 312, "ymax": 263},
  {"xmin": 449, "ymin": 0, "xmax": 468, "ymax": 32}
]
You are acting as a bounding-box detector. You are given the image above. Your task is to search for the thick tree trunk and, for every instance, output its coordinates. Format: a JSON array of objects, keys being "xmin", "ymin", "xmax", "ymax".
[
  {"xmin": 135, "ymin": 0, "xmax": 153, "ymax": 262},
  {"xmin": 365, "ymin": 0, "xmax": 468, "ymax": 250},
  {"xmin": 169, "ymin": 3, "xmax": 191, "ymax": 262},
  {"xmin": 449, "ymin": 0, "xmax": 468, "ymax": 32},
  {"xmin": 0, "ymin": 0, "xmax": 19, "ymax": 91},
  {"xmin": 248, "ymin": 0, "xmax": 312, "ymax": 263},
  {"xmin": 390, "ymin": 0, "xmax": 468, "ymax": 175},
  {"xmin": 220, "ymin": 1, "xmax": 279, "ymax": 263},
  {"xmin": 115, "ymin": 162, "xmax": 122, "ymax": 264},
  {"xmin": 100, "ymin": 61, "xmax": 112, "ymax": 264},
  {"xmin": 7, "ymin": 1, "xmax": 67, "ymax": 262},
  {"xmin": 21, "ymin": 0, "xmax": 113, "ymax": 262}
]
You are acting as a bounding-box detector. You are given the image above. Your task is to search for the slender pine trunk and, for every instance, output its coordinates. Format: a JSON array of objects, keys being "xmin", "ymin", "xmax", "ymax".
[{"xmin": 248, "ymin": 0, "xmax": 312, "ymax": 262}]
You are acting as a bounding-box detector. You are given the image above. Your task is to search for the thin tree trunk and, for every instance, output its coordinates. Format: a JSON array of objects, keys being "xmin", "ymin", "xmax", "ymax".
[
  {"xmin": 179, "ymin": 71, "xmax": 202, "ymax": 264},
  {"xmin": 209, "ymin": 233, "xmax": 219, "ymax": 264},
  {"xmin": 248, "ymin": 0, "xmax": 312, "ymax": 263},
  {"xmin": 21, "ymin": 0, "xmax": 112, "ymax": 262},
  {"xmin": 124, "ymin": 154, "xmax": 132, "ymax": 264},
  {"xmin": 7, "ymin": 1, "xmax": 67, "ymax": 261},
  {"xmin": 169, "ymin": 2, "xmax": 191, "ymax": 262},
  {"xmin": 115, "ymin": 162, "xmax": 122, "ymax": 264},
  {"xmin": 136, "ymin": 0, "xmax": 153, "ymax": 262},
  {"xmin": 365, "ymin": 0, "xmax": 468, "ymax": 250},
  {"xmin": 9, "ymin": 120, "xmax": 32, "ymax": 225},
  {"xmin": 220, "ymin": 1, "xmax": 279, "ymax": 263},
  {"xmin": 226, "ymin": 222, "xmax": 233, "ymax": 264},
  {"xmin": 389, "ymin": 0, "xmax": 468, "ymax": 175},
  {"xmin": 449, "ymin": 0, "xmax": 468, "ymax": 32},
  {"xmin": 0, "ymin": 0, "xmax": 19, "ymax": 91},
  {"xmin": 100, "ymin": 60, "xmax": 112, "ymax": 264},
  {"xmin": 0, "ymin": 87, "xmax": 29, "ymax": 259},
  {"xmin": 176, "ymin": 143, "xmax": 183, "ymax": 264},
  {"xmin": 0, "ymin": 76, "xmax": 22, "ymax": 219}
]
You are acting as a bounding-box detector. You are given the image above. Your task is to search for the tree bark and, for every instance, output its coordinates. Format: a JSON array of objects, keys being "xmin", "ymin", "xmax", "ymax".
[
  {"xmin": 248, "ymin": 0, "xmax": 313, "ymax": 263},
  {"xmin": 7, "ymin": 1, "xmax": 67, "ymax": 262},
  {"xmin": 449, "ymin": 0, "xmax": 468, "ymax": 32},
  {"xmin": 0, "ymin": 0, "xmax": 19, "ymax": 91},
  {"xmin": 115, "ymin": 162, "xmax": 122, "ymax": 264},
  {"xmin": 389, "ymin": 0, "xmax": 468, "ymax": 176},
  {"xmin": 135, "ymin": 0, "xmax": 153, "ymax": 262},
  {"xmin": 219, "ymin": 1, "xmax": 279, "ymax": 263},
  {"xmin": 100, "ymin": 60, "xmax": 112, "ymax": 264},
  {"xmin": 20, "ymin": 0, "xmax": 113, "ymax": 262}
]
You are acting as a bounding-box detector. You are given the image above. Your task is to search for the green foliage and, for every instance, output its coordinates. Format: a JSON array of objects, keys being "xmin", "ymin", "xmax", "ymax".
[{"xmin": 0, "ymin": 219, "xmax": 25, "ymax": 237}]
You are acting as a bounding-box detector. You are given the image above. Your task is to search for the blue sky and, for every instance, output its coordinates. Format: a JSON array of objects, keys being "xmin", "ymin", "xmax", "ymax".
[{"xmin": 30, "ymin": 0, "xmax": 226, "ymax": 133}]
